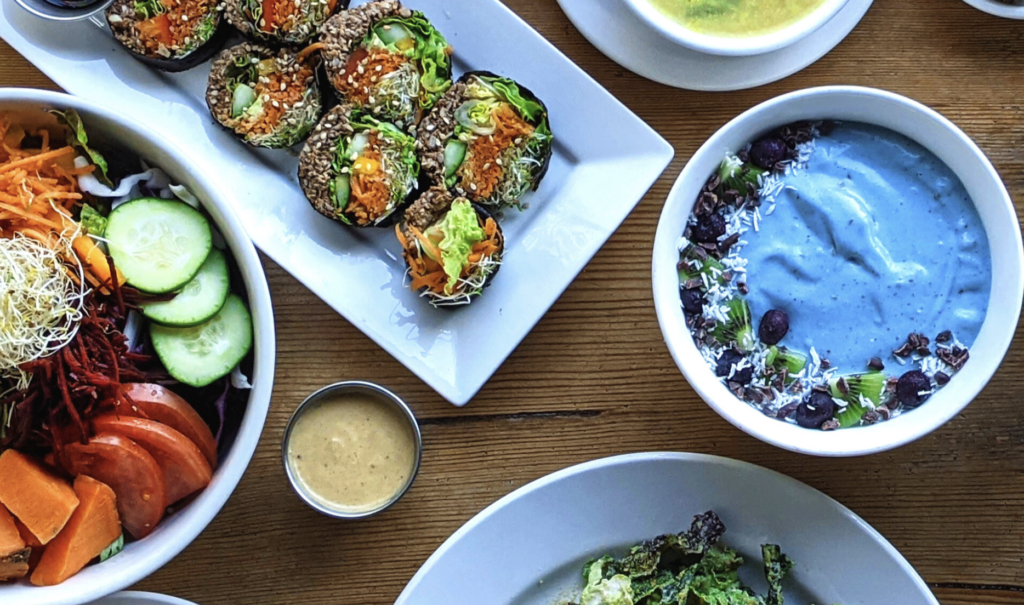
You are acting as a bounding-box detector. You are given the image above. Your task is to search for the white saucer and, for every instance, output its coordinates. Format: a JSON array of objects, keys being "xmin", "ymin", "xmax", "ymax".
[
  {"xmin": 962, "ymin": 0, "xmax": 1024, "ymax": 19},
  {"xmin": 556, "ymin": 0, "xmax": 874, "ymax": 91}
]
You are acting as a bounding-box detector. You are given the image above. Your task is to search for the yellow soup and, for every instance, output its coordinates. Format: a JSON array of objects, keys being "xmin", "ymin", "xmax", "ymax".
[
  {"xmin": 645, "ymin": 0, "xmax": 828, "ymax": 38},
  {"xmin": 287, "ymin": 392, "xmax": 417, "ymax": 514}
]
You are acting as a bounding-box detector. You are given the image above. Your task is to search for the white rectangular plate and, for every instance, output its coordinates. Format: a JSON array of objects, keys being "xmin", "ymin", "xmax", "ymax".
[{"xmin": 0, "ymin": 0, "xmax": 673, "ymax": 404}]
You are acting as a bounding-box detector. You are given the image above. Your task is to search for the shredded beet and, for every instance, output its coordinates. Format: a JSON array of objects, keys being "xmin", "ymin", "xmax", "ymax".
[{"xmin": 0, "ymin": 292, "xmax": 156, "ymax": 453}]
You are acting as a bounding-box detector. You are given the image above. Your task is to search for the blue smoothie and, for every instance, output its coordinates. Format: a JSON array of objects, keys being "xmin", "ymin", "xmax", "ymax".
[{"xmin": 742, "ymin": 123, "xmax": 991, "ymax": 369}]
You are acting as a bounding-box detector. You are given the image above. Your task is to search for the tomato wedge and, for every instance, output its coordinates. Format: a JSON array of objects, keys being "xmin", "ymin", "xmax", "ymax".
[
  {"xmin": 60, "ymin": 433, "xmax": 166, "ymax": 539},
  {"xmin": 119, "ymin": 383, "xmax": 218, "ymax": 468},
  {"xmin": 260, "ymin": 0, "xmax": 276, "ymax": 32},
  {"xmin": 92, "ymin": 416, "xmax": 213, "ymax": 506}
]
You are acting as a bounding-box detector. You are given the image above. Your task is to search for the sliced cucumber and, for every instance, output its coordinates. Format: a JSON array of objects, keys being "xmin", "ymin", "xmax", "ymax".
[
  {"xmin": 444, "ymin": 140, "xmax": 467, "ymax": 178},
  {"xmin": 232, "ymin": 84, "xmax": 256, "ymax": 118},
  {"xmin": 150, "ymin": 294, "xmax": 253, "ymax": 388},
  {"xmin": 333, "ymin": 174, "xmax": 351, "ymax": 210},
  {"xmin": 141, "ymin": 249, "xmax": 230, "ymax": 327},
  {"xmin": 105, "ymin": 197, "xmax": 212, "ymax": 294}
]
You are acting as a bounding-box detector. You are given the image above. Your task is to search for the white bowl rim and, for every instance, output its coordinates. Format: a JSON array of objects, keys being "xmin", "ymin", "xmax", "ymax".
[
  {"xmin": 961, "ymin": 0, "xmax": 1024, "ymax": 19},
  {"xmin": 0, "ymin": 88, "xmax": 276, "ymax": 604},
  {"xmin": 652, "ymin": 85, "xmax": 1024, "ymax": 457},
  {"xmin": 621, "ymin": 0, "xmax": 852, "ymax": 57}
]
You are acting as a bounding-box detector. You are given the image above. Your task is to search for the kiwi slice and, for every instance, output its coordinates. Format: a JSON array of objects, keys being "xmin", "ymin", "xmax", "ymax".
[
  {"xmin": 717, "ymin": 155, "xmax": 766, "ymax": 193},
  {"xmin": 711, "ymin": 298, "xmax": 755, "ymax": 353},
  {"xmin": 678, "ymin": 251, "xmax": 727, "ymax": 286},
  {"xmin": 766, "ymin": 346, "xmax": 808, "ymax": 375},
  {"xmin": 829, "ymin": 372, "xmax": 887, "ymax": 428}
]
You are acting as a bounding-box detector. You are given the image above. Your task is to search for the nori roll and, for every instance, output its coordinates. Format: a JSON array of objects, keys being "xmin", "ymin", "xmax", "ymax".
[
  {"xmin": 320, "ymin": 0, "xmax": 452, "ymax": 129},
  {"xmin": 397, "ymin": 186, "xmax": 504, "ymax": 308},
  {"xmin": 206, "ymin": 43, "xmax": 323, "ymax": 149},
  {"xmin": 419, "ymin": 71, "xmax": 553, "ymax": 211},
  {"xmin": 299, "ymin": 104, "xmax": 420, "ymax": 227},
  {"xmin": 225, "ymin": 0, "xmax": 347, "ymax": 46},
  {"xmin": 106, "ymin": 0, "xmax": 226, "ymax": 72}
]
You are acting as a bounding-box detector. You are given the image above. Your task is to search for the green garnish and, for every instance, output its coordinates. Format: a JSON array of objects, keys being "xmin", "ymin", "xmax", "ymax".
[
  {"xmin": 50, "ymin": 109, "xmax": 112, "ymax": 187},
  {"xmin": 99, "ymin": 533, "xmax": 124, "ymax": 562},
  {"xmin": 79, "ymin": 204, "xmax": 107, "ymax": 237},
  {"xmin": 133, "ymin": 0, "xmax": 164, "ymax": 19}
]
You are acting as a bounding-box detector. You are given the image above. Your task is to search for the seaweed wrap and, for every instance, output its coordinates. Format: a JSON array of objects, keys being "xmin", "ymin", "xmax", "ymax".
[
  {"xmin": 106, "ymin": 0, "xmax": 226, "ymax": 72},
  {"xmin": 225, "ymin": 0, "xmax": 347, "ymax": 46},
  {"xmin": 397, "ymin": 186, "xmax": 504, "ymax": 307},
  {"xmin": 320, "ymin": 0, "xmax": 452, "ymax": 129},
  {"xmin": 206, "ymin": 43, "xmax": 322, "ymax": 149},
  {"xmin": 299, "ymin": 104, "xmax": 420, "ymax": 227},
  {"xmin": 419, "ymin": 71, "xmax": 553, "ymax": 211}
]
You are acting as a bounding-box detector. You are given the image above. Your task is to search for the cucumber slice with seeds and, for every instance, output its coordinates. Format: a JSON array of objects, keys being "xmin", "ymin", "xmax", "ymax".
[
  {"xmin": 141, "ymin": 249, "xmax": 230, "ymax": 327},
  {"xmin": 150, "ymin": 294, "xmax": 253, "ymax": 388},
  {"xmin": 105, "ymin": 197, "xmax": 212, "ymax": 294}
]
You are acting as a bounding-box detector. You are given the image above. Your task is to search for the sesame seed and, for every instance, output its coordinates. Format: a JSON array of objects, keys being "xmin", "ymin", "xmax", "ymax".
[
  {"xmin": 469, "ymin": 183, "xmax": 477, "ymax": 191},
  {"xmin": 181, "ymin": 14, "xmax": 188, "ymax": 20},
  {"xmin": 375, "ymin": 65, "xmax": 382, "ymax": 72},
  {"xmin": 272, "ymin": 100, "xmax": 280, "ymax": 108},
  {"xmin": 281, "ymin": 82, "xmax": 287, "ymax": 91},
  {"xmin": 495, "ymin": 158, "xmax": 503, "ymax": 166},
  {"xmin": 483, "ymin": 163, "xmax": 490, "ymax": 170},
  {"xmin": 259, "ymin": 18, "xmax": 265, "ymax": 26}
]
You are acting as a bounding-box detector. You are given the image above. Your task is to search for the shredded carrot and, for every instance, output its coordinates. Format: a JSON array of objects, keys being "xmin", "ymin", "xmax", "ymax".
[
  {"xmin": 334, "ymin": 47, "xmax": 407, "ymax": 104},
  {"xmin": 460, "ymin": 105, "xmax": 534, "ymax": 199},
  {"xmin": 344, "ymin": 134, "xmax": 393, "ymax": 225},
  {"xmin": 0, "ymin": 114, "xmax": 125, "ymax": 290},
  {"xmin": 0, "ymin": 146, "xmax": 74, "ymax": 174}
]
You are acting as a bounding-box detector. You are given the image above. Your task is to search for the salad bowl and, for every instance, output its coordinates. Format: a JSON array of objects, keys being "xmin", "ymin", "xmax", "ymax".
[{"xmin": 0, "ymin": 88, "xmax": 275, "ymax": 605}]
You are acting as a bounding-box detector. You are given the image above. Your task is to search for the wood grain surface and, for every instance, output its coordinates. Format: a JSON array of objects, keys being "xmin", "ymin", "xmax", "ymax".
[{"xmin": 2, "ymin": 0, "xmax": 1023, "ymax": 603}]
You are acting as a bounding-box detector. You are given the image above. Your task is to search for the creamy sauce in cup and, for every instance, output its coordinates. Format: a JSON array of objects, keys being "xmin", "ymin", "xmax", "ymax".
[{"xmin": 286, "ymin": 392, "xmax": 416, "ymax": 514}]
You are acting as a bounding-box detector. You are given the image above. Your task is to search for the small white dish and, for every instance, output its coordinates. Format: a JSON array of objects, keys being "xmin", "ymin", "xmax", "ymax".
[
  {"xmin": 556, "ymin": 0, "xmax": 873, "ymax": 91},
  {"xmin": 962, "ymin": 0, "xmax": 1024, "ymax": 19},
  {"xmin": 621, "ymin": 0, "xmax": 849, "ymax": 57},
  {"xmin": 0, "ymin": 0, "xmax": 673, "ymax": 406},
  {"xmin": 652, "ymin": 86, "xmax": 1024, "ymax": 457},
  {"xmin": 90, "ymin": 592, "xmax": 197, "ymax": 605},
  {"xmin": 0, "ymin": 89, "xmax": 276, "ymax": 605},
  {"xmin": 10, "ymin": 0, "xmax": 111, "ymax": 22},
  {"xmin": 396, "ymin": 453, "xmax": 939, "ymax": 605}
]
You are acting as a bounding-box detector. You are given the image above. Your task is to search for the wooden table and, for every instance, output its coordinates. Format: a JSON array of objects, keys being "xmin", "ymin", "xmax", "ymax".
[{"xmin": 3, "ymin": 1, "xmax": 1023, "ymax": 603}]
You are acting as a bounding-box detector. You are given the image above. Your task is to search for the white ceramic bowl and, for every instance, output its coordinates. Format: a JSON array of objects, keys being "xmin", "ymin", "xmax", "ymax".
[
  {"xmin": 962, "ymin": 0, "xmax": 1024, "ymax": 19},
  {"xmin": 0, "ymin": 89, "xmax": 275, "ymax": 604},
  {"xmin": 652, "ymin": 86, "xmax": 1023, "ymax": 457},
  {"xmin": 621, "ymin": 0, "xmax": 851, "ymax": 57}
]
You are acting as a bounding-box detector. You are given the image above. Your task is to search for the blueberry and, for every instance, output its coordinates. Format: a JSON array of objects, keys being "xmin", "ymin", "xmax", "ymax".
[
  {"xmin": 896, "ymin": 370, "xmax": 932, "ymax": 408},
  {"xmin": 715, "ymin": 349, "xmax": 753, "ymax": 385},
  {"xmin": 758, "ymin": 309, "xmax": 789, "ymax": 345},
  {"xmin": 795, "ymin": 391, "xmax": 836, "ymax": 429},
  {"xmin": 749, "ymin": 137, "xmax": 787, "ymax": 169},
  {"xmin": 681, "ymin": 288, "xmax": 704, "ymax": 315},
  {"xmin": 690, "ymin": 213, "xmax": 726, "ymax": 243}
]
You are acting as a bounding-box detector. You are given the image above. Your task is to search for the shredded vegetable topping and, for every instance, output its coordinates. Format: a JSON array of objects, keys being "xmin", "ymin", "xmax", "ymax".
[{"xmin": 0, "ymin": 234, "xmax": 87, "ymax": 390}]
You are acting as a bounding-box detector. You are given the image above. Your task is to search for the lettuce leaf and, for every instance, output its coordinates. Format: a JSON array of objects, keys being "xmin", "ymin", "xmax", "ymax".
[
  {"xmin": 373, "ymin": 13, "xmax": 452, "ymax": 108},
  {"xmin": 438, "ymin": 200, "xmax": 485, "ymax": 294},
  {"xmin": 50, "ymin": 109, "xmax": 112, "ymax": 187},
  {"xmin": 79, "ymin": 203, "xmax": 107, "ymax": 237}
]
